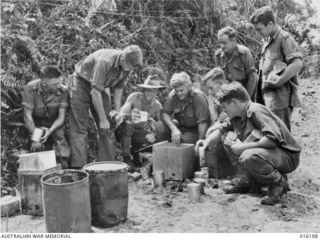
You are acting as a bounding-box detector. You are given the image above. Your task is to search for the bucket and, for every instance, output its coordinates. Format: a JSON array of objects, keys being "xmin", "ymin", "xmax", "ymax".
[
  {"xmin": 41, "ymin": 170, "xmax": 91, "ymax": 233},
  {"xmin": 83, "ymin": 161, "xmax": 128, "ymax": 227},
  {"xmin": 18, "ymin": 165, "xmax": 60, "ymax": 216}
]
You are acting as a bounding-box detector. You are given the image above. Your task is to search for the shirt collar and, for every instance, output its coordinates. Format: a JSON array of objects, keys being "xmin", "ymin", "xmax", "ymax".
[
  {"xmin": 240, "ymin": 101, "xmax": 251, "ymax": 125},
  {"xmin": 220, "ymin": 45, "xmax": 239, "ymax": 60},
  {"xmin": 269, "ymin": 27, "xmax": 281, "ymax": 41},
  {"xmin": 37, "ymin": 83, "xmax": 62, "ymax": 96}
]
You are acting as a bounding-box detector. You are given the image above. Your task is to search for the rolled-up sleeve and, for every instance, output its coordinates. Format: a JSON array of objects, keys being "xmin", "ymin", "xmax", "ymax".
[
  {"xmin": 243, "ymin": 50, "xmax": 256, "ymax": 75},
  {"xmin": 162, "ymin": 91, "xmax": 174, "ymax": 115},
  {"xmin": 251, "ymin": 108, "xmax": 285, "ymax": 146},
  {"xmin": 21, "ymin": 86, "xmax": 34, "ymax": 110},
  {"xmin": 194, "ymin": 94, "xmax": 210, "ymax": 124},
  {"xmin": 59, "ymin": 90, "xmax": 69, "ymax": 109},
  {"xmin": 282, "ymin": 36, "xmax": 302, "ymax": 63},
  {"xmin": 90, "ymin": 60, "xmax": 109, "ymax": 92}
]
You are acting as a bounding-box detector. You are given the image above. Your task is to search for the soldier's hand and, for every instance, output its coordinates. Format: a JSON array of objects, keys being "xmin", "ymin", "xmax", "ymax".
[
  {"xmin": 131, "ymin": 108, "xmax": 141, "ymax": 123},
  {"xmin": 99, "ymin": 119, "xmax": 110, "ymax": 135},
  {"xmin": 31, "ymin": 141, "xmax": 43, "ymax": 152},
  {"xmin": 40, "ymin": 127, "xmax": 50, "ymax": 143},
  {"xmin": 171, "ymin": 128, "xmax": 181, "ymax": 145},
  {"xmin": 194, "ymin": 139, "xmax": 208, "ymax": 153}
]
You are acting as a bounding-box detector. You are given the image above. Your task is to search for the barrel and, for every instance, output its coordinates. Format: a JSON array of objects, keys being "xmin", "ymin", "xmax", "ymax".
[
  {"xmin": 83, "ymin": 161, "xmax": 128, "ymax": 227},
  {"xmin": 41, "ymin": 170, "xmax": 91, "ymax": 233}
]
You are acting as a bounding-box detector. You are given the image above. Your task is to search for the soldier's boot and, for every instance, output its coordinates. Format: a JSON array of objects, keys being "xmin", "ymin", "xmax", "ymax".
[{"xmin": 261, "ymin": 175, "xmax": 287, "ymax": 205}]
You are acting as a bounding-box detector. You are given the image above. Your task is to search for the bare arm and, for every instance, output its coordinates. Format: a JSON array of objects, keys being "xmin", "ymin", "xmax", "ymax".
[
  {"xmin": 161, "ymin": 111, "xmax": 181, "ymax": 144},
  {"xmin": 231, "ymin": 136, "xmax": 277, "ymax": 155},
  {"xmin": 41, "ymin": 108, "xmax": 66, "ymax": 143},
  {"xmin": 47, "ymin": 108, "xmax": 66, "ymax": 135},
  {"xmin": 273, "ymin": 58, "xmax": 302, "ymax": 87},
  {"xmin": 91, "ymin": 88, "xmax": 109, "ymax": 131},
  {"xmin": 23, "ymin": 108, "xmax": 35, "ymax": 134},
  {"xmin": 246, "ymin": 71, "xmax": 258, "ymax": 99},
  {"xmin": 197, "ymin": 122, "xmax": 209, "ymax": 140},
  {"xmin": 113, "ymin": 88, "xmax": 123, "ymax": 112}
]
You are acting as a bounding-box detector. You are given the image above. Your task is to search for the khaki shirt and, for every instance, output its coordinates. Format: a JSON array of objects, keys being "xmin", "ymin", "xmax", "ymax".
[
  {"xmin": 21, "ymin": 79, "xmax": 69, "ymax": 123},
  {"xmin": 221, "ymin": 102, "xmax": 301, "ymax": 153},
  {"xmin": 75, "ymin": 49, "xmax": 131, "ymax": 92},
  {"xmin": 215, "ymin": 44, "xmax": 256, "ymax": 89},
  {"xmin": 163, "ymin": 89, "xmax": 211, "ymax": 128},
  {"xmin": 260, "ymin": 28, "xmax": 302, "ymax": 110}
]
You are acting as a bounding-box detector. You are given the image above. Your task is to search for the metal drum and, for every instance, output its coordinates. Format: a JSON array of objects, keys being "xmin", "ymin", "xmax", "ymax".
[
  {"xmin": 41, "ymin": 169, "xmax": 91, "ymax": 233},
  {"xmin": 83, "ymin": 161, "xmax": 128, "ymax": 227}
]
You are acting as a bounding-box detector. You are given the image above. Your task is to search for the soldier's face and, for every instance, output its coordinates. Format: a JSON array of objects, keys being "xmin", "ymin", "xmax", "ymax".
[
  {"xmin": 206, "ymin": 79, "xmax": 223, "ymax": 97},
  {"xmin": 218, "ymin": 34, "xmax": 235, "ymax": 54},
  {"xmin": 253, "ymin": 22, "xmax": 273, "ymax": 38},
  {"xmin": 41, "ymin": 77, "xmax": 62, "ymax": 93},
  {"xmin": 174, "ymin": 84, "xmax": 190, "ymax": 101},
  {"xmin": 120, "ymin": 58, "xmax": 135, "ymax": 71},
  {"xmin": 143, "ymin": 88, "xmax": 156, "ymax": 101},
  {"xmin": 221, "ymin": 100, "xmax": 238, "ymax": 118}
]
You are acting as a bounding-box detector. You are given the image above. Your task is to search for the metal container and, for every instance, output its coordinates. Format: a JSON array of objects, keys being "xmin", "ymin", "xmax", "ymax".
[
  {"xmin": 41, "ymin": 170, "xmax": 91, "ymax": 233},
  {"xmin": 83, "ymin": 161, "xmax": 128, "ymax": 227}
]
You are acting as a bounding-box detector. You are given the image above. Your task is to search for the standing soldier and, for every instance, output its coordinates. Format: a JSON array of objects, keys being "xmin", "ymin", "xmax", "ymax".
[
  {"xmin": 215, "ymin": 26, "xmax": 258, "ymax": 101},
  {"xmin": 68, "ymin": 45, "xmax": 143, "ymax": 168},
  {"xmin": 250, "ymin": 7, "xmax": 302, "ymax": 131}
]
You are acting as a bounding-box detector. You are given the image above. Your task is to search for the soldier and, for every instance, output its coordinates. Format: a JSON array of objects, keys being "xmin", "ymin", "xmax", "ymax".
[
  {"xmin": 21, "ymin": 65, "xmax": 70, "ymax": 168},
  {"xmin": 68, "ymin": 45, "xmax": 143, "ymax": 168},
  {"xmin": 215, "ymin": 26, "xmax": 258, "ymax": 101},
  {"xmin": 196, "ymin": 82, "xmax": 301, "ymax": 205},
  {"xmin": 250, "ymin": 6, "xmax": 302, "ymax": 131},
  {"xmin": 160, "ymin": 72, "xmax": 211, "ymax": 145},
  {"xmin": 116, "ymin": 75, "xmax": 166, "ymax": 167}
]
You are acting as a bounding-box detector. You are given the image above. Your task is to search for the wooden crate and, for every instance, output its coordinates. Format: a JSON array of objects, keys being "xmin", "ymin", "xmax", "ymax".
[
  {"xmin": 204, "ymin": 147, "xmax": 236, "ymax": 178},
  {"xmin": 152, "ymin": 141, "xmax": 195, "ymax": 181}
]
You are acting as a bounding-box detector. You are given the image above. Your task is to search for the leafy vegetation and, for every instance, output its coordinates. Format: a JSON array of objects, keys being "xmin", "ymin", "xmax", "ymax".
[{"xmin": 1, "ymin": 0, "xmax": 319, "ymax": 191}]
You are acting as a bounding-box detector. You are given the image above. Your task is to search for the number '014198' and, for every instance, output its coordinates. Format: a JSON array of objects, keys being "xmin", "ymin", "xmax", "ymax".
[{"xmin": 300, "ymin": 234, "xmax": 318, "ymax": 239}]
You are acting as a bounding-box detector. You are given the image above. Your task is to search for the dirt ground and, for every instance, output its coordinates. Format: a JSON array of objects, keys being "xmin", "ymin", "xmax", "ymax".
[{"xmin": 1, "ymin": 77, "xmax": 320, "ymax": 233}]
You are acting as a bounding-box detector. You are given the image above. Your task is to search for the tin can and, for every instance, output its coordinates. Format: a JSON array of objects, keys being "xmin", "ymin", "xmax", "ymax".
[{"xmin": 31, "ymin": 128, "xmax": 44, "ymax": 142}]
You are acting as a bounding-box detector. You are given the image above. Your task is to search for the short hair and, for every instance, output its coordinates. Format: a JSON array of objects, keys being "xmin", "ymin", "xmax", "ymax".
[
  {"xmin": 123, "ymin": 45, "xmax": 143, "ymax": 67},
  {"xmin": 218, "ymin": 26, "xmax": 237, "ymax": 39},
  {"xmin": 202, "ymin": 67, "xmax": 227, "ymax": 84},
  {"xmin": 170, "ymin": 72, "xmax": 191, "ymax": 88},
  {"xmin": 40, "ymin": 65, "xmax": 62, "ymax": 79},
  {"xmin": 250, "ymin": 6, "xmax": 276, "ymax": 26},
  {"xmin": 216, "ymin": 82, "xmax": 250, "ymax": 103}
]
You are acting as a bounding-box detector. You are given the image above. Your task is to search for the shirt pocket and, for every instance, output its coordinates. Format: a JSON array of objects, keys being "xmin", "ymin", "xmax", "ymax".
[
  {"xmin": 262, "ymin": 51, "xmax": 282, "ymax": 75},
  {"xmin": 231, "ymin": 62, "xmax": 246, "ymax": 82},
  {"xmin": 182, "ymin": 107, "xmax": 197, "ymax": 127}
]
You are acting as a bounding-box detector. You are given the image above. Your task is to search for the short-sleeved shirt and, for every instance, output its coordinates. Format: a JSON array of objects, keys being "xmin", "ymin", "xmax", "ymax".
[
  {"xmin": 21, "ymin": 79, "xmax": 69, "ymax": 122},
  {"xmin": 215, "ymin": 44, "xmax": 256, "ymax": 88},
  {"xmin": 221, "ymin": 102, "xmax": 301, "ymax": 153},
  {"xmin": 120, "ymin": 92, "xmax": 162, "ymax": 120},
  {"xmin": 163, "ymin": 89, "xmax": 211, "ymax": 128},
  {"xmin": 260, "ymin": 28, "xmax": 302, "ymax": 110},
  {"xmin": 75, "ymin": 49, "xmax": 131, "ymax": 92}
]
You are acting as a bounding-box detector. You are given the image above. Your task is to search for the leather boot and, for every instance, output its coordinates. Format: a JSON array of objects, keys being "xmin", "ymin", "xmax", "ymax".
[
  {"xmin": 231, "ymin": 164, "xmax": 250, "ymax": 185},
  {"xmin": 261, "ymin": 176, "xmax": 287, "ymax": 205},
  {"xmin": 223, "ymin": 178, "xmax": 251, "ymax": 194},
  {"xmin": 123, "ymin": 155, "xmax": 136, "ymax": 172}
]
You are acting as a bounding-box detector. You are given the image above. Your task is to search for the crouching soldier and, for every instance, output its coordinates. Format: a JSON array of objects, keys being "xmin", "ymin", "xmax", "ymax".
[
  {"xmin": 196, "ymin": 82, "xmax": 301, "ymax": 205},
  {"xmin": 159, "ymin": 72, "xmax": 211, "ymax": 144},
  {"xmin": 116, "ymin": 75, "xmax": 166, "ymax": 167},
  {"xmin": 21, "ymin": 65, "xmax": 70, "ymax": 168}
]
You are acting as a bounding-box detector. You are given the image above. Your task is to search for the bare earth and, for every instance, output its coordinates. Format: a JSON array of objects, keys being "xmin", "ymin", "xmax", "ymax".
[{"xmin": 1, "ymin": 77, "xmax": 320, "ymax": 233}]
